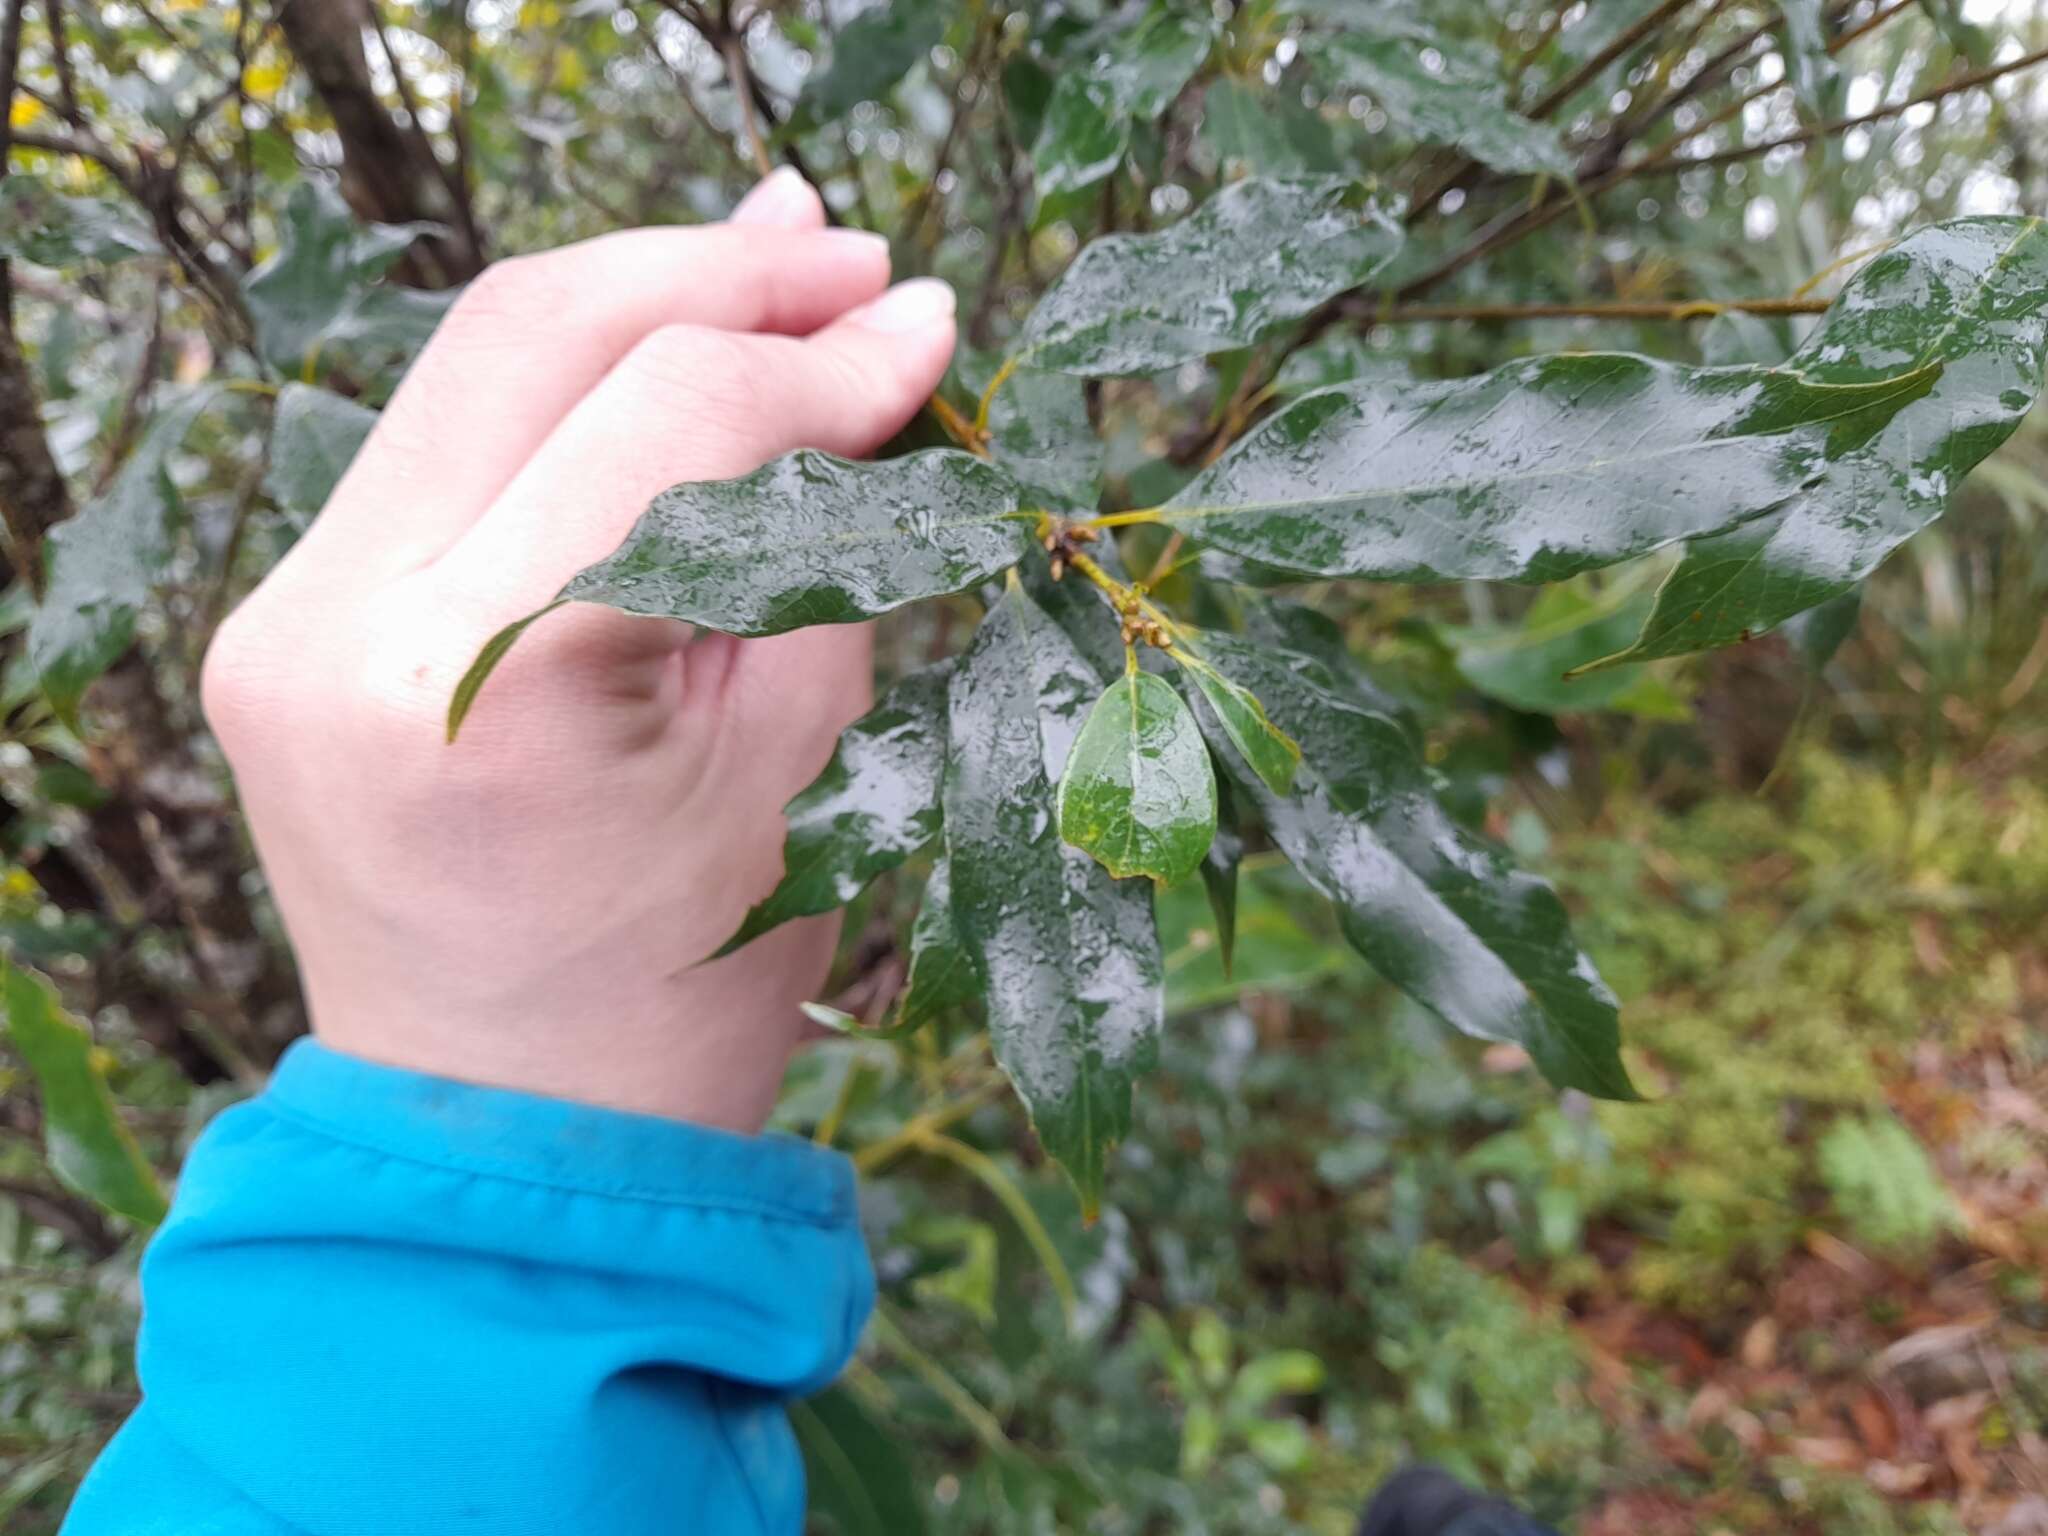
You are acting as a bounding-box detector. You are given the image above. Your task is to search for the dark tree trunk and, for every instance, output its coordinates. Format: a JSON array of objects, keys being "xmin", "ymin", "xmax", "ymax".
[{"xmin": 273, "ymin": 0, "xmax": 485, "ymax": 287}]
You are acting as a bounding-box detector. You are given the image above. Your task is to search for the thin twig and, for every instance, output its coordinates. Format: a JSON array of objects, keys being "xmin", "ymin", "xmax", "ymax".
[
  {"xmin": 1398, "ymin": 41, "xmax": 2048, "ymax": 301},
  {"xmin": 1659, "ymin": 41, "xmax": 2048, "ymax": 174},
  {"xmin": 1831, "ymin": 0, "xmax": 1919, "ymax": 54},
  {"xmin": 369, "ymin": 5, "xmax": 483, "ymax": 260},
  {"xmin": 721, "ymin": 31, "xmax": 774, "ymax": 177},
  {"xmin": 1524, "ymin": 0, "xmax": 1697, "ymax": 121},
  {"xmin": 41, "ymin": 0, "xmax": 76, "ymax": 120},
  {"xmin": 91, "ymin": 277, "xmax": 166, "ymax": 495}
]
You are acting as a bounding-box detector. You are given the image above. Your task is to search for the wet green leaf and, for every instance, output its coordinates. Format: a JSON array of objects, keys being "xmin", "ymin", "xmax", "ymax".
[
  {"xmin": 264, "ymin": 382, "xmax": 377, "ymax": 515},
  {"xmin": 1302, "ymin": 20, "xmax": 1572, "ymax": 179},
  {"xmin": 792, "ymin": 1386, "xmax": 930, "ymax": 1536},
  {"xmin": 242, "ymin": 181, "xmax": 437, "ymax": 374},
  {"xmin": 1164, "ymin": 349, "xmax": 1942, "ymax": 584},
  {"xmin": 0, "ymin": 957, "xmax": 166, "ymax": 1226},
  {"xmin": 716, "ymin": 661, "xmax": 952, "ymax": 957},
  {"xmin": 897, "ymin": 857, "xmax": 980, "ymax": 1031},
  {"xmin": 1018, "ymin": 177, "xmax": 1402, "ymax": 376},
  {"xmin": 445, "ymin": 601, "xmax": 564, "ymax": 742},
  {"xmin": 1057, "ymin": 671, "xmax": 1218, "ymax": 883},
  {"xmin": 796, "ymin": 0, "xmax": 943, "ymax": 123},
  {"xmin": 1020, "ymin": 542, "xmax": 1129, "ymax": 684},
  {"xmin": 1091, "ymin": 5, "xmax": 1217, "ymax": 119},
  {"xmin": 0, "ymin": 175, "xmax": 159, "ymax": 266},
  {"xmin": 1240, "ymin": 597, "xmax": 1410, "ymax": 718},
  {"xmin": 1031, "ymin": 5, "xmax": 1215, "ymax": 217},
  {"xmin": 1189, "ymin": 633, "xmax": 1636, "ymax": 1100},
  {"xmin": 1597, "ymin": 217, "xmax": 2048, "ymax": 665},
  {"xmin": 1444, "ymin": 583, "xmax": 1689, "ymax": 719},
  {"xmin": 1200, "ymin": 77, "xmax": 1337, "ymax": 176},
  {"xmin": 1175, "ymin": 648, "xmax": 1301, "ymax": 793},
  {"xmin": 945, "ymin": 588, "xmax": 1163, "ymax": 1211},
  {"xmin": 1032, "ymin": 75, "xmax": 1130, "ymax": 221},
  {"xmin": 561, "ymin": 449, "xmax": 1026, "ymax": 632},
  {"xmin": 451, "ymin": 450, "xmax": 1027, "ymax": 728},
  {"xmin": 30, "ymin": 385, "xmax": 225, "ymax": 727},
  {"xmin": 956, "ymin": 351, "xmax": 1102, "ymax": 508}
]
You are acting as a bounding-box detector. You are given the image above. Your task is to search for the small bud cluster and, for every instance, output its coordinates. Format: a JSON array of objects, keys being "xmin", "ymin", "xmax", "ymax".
[
  {"xmin": 1119, "ymin": 611, "xmax": 1170, "ymax": 649},
  {"xmin": 1040, "ymin": 519, "xmax": 1100, "ymax": 582}
]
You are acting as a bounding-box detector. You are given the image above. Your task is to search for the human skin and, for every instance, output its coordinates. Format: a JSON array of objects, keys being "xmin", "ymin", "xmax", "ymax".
[{"xmin": 201, "ymin": 169, "xmax": 957, "ymax": 1131}]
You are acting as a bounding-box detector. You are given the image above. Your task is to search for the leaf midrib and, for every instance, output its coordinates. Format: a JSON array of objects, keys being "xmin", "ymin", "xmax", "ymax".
[{"xmin": 1164, "ymin": 363, "xmax": 1938, "ymax": 527}]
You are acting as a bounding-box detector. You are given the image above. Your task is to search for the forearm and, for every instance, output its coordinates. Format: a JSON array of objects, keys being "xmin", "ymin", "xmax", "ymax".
[{"xmin": 62, "ymin": 1041, "xmax": 872, "ymax": 1535}]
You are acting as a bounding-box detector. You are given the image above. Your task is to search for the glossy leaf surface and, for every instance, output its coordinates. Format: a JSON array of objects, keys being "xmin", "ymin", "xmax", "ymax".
[
  {"xmin": 563, "ymin": 449, "xmax": 1026, "ymax": 632},
  {"xmin": 796, "ymin": 0, "xmax": 943, "ymax": 123},
  {"xmin": 1176, "ymin": 648, "xmax": 1302, "ymax": 792},
  {"xmin": 1600, "ymin": 217, "xmax": 2048, "ymax": 664},
  {"xmin": 1304, "ymin": 23, "xmax": 1572, "ymax": 179},
  {"xmin": 1031, "ymin": 6, "xmax": 1214, "ymax": 216},
  {"xmin": 451, "ymin": 450, "xmax": 1027, "ymax": 726},
  {"xmin": 958, "ymin": 352, "xmax": 1102, "ymax": 508},
  {"xmin": 264, "ymin": 382, "xmax": 377, "ymax": 515},
  {"xmin": 1018, "ymin": 177, "xmax": 1402, "ymax": 376},
  {"xmin": 1057, "ymin": 671, "xmax": 1218, "ymax": 883},
  {"xmin": 1164, "ymin": 351, "xmax": 1941, "ymax": 583},
  {"xmin": 1032, "ymin": 76, "xmax": 1130, "ymax": 219},
  {"xmin": 717, "ymin": 662, "xmax": 952, "ymax": 957},
  {"xmin": 944, "ymin": 589, "xmax": 1162, "ymax": 1210},
  {"xmin": 30, "ymin": 385, "xmax": 223, "ymax": 726},
  {"xmin": 896, "ymin": 857, "xmax": 980, "ymax": 1031},
  {"xmin": 1, "ymin": 958, "xmax": 167, "ymax": 1226},
  {"xmin": 1190, "ymin": 634, "xmax": 1635, "ymax": 1100}
]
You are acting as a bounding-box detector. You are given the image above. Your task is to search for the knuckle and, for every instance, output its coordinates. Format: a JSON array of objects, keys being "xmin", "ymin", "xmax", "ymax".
[
  {"xmin": 198, "ymin": 604, "xmax": 271, "ymax": 749},
  {"xmin": 621, "ymin": 325, "xmax": 773, "ymax": 423},
  {"xmin": 444, "ymin": 252, "xmax": 572, "ymax": 338}
]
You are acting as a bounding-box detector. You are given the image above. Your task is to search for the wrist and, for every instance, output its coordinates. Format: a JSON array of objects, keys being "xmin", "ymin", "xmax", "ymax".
[{"xmin": 300, "ymin": 944, "xmax": 819, "ymax": 1133}]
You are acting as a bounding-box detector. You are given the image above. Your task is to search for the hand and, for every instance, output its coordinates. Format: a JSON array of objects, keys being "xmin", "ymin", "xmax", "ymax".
[{"xmin": 202, "ymin": 170, "xmax": 958, "ymax": 1130}]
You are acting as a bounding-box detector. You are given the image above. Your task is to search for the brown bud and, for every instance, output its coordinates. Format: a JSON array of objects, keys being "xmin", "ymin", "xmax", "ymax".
[{"xmin": 1049, "ymin": 554, "xmax": 1066, "ymax": 581}]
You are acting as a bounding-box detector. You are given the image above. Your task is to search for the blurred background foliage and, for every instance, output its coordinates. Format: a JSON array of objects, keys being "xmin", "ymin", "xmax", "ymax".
[{"xmin": 3, "ymin": 0, "xmax": 2048, "ymax": 1530}]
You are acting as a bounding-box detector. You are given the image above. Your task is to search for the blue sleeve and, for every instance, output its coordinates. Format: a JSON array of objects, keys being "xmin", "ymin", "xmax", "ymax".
[{"xmin": 61, "ymin": 1039, "xmax": 874, "ymax": 1536}]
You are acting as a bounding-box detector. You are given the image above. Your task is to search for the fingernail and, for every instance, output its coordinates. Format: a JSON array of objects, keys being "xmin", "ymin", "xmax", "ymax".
[
  {"xmin": 820, "ymin": 227, "xmax": 892, "ymax": 263},
  {"xmin": 848, "ymin": 277, "xmax": 956, "ymax": 334},
  {"xmin": 730, "ymin": 166, "xmax": 816, "ymax": 226}
]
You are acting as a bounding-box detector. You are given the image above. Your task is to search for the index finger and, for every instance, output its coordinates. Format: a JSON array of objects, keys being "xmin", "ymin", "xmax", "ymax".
[{"xmin": 284, "ymin": 216, "xmax": 892, "ymax": 586}]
